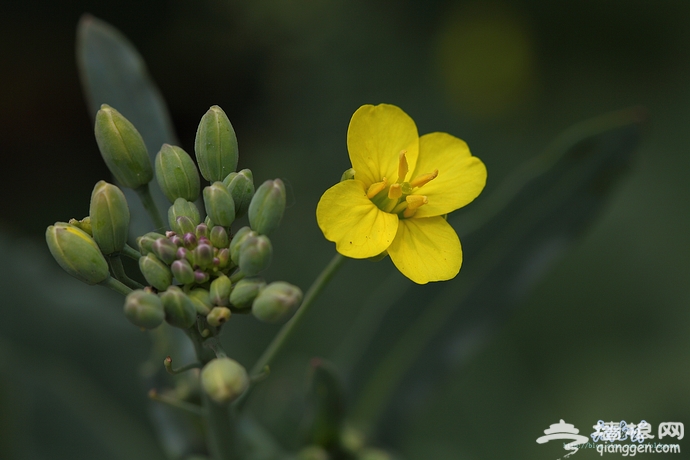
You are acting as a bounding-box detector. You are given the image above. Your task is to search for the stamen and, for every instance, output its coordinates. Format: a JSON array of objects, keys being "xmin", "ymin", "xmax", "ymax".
[
  {"xmin": 366, "ymin": 177, "xmax": 388, "ymax": 198},
  {"xmin": 397, "ymin": 150, "xmax": 408, "ymax": 183},
  {"xmin": 388, "ymin": 183, "xmax": 402, "ymax": 199},
  {"xmin": 409, "ymin": 169, "xmax": 438, "ymax": 188},
  {"xmin": 403, "ymin": 195, "xmax": 428, "ymax": 218}
]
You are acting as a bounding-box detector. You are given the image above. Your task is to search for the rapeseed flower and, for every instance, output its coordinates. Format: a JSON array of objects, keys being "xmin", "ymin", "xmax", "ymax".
[{"xmin": 316, "ymin": 104, "xmax": 486, "ymax": 284}]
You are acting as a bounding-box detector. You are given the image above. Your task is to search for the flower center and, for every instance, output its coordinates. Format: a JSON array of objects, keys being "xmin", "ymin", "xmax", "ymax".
[{"xmin": 367, "ymin": 151, "xmax": 438, "ymax": 218}]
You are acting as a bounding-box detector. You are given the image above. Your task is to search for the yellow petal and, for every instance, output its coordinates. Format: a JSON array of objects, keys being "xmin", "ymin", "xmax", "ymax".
[
  {"xmin": 316, "ymin": 180, "xmax": 399, "ymax": 258},
  {"xmin": 412, "ymin": 132, "xmax": 487, "ymax": 218},
  {"xmin": 387, "ymin": 216, "xmax": 462, "ymax": 284},
  {"xmin": 347, "ymin": 104, "xmax": 419, "ymax": 187}
]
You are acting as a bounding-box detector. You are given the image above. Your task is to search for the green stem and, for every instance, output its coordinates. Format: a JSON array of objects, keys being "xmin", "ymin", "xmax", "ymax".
[
  {"xmin": 109, "ymin": 255, "xmax": 144, "ymax": 290},
  {"xmin": 149, "ymin": 389, "xmax": 203, "ymax": 417},
  {"xmin": 122, "ymin": 244, "xmax": 141, "ymax": 261},
  {"xmin": 135, "ymin": 183, "xmax": 166, "ymax": 231},
  {"xmin": 236, "ymin": 253, "xmax": 346, "ymax": 409},
  {"xmin": 100, "ymin": 276, "xmax": 133, "ymax": 296},
  {"xmin": 202, "ymin": 392, "xmax": 240, "ymax": 460},
  {"xmin": 164, "ymin": 356, "xmax": 202, "ymax": 375}
]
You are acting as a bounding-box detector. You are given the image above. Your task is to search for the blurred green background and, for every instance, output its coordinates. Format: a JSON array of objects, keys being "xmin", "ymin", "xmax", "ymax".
[{"xmin": 1, "ymin": 1, "xmax": 689, "ymax": 459}]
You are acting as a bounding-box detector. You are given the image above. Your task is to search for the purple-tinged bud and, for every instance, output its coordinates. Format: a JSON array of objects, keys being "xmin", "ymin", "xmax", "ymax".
[
  {"xmin": 183, "ymin": 232, "xmax": 198, "ymax": 249},
  {"xmin": 152, "ymin": 238, "xmax": 177, "ymax": 265},
  {"xmin": 176, "ymin": 247, "xmax": 188, "ymax": 260},
  {"xmin": 170, "ymin": 234, "xmax": 182, "ymax": 246},
  {"xmin": 139, "ymin": 253, "xmax": 172, "ymax": 291},
  {"xmin": 159, "ymin": 285, "xmax": 197, "ymax": 329},
  {"xmin": 171, "ymin": 259, "xmax": 195, "ymax": 285},
  {"xmin": 210, "ymin": 226, "xmax": 229, "ymax": 249},
  {"xmin": 196, "ymin": 223, "xmax": 209, "ymax": 239},
  {"xmin": 194, "ymin": 270, "xmax": 210, "ymax": 284},
  {"xmin": 198, "ymin": 236, "xmax": 211, "ymax": 246},
  {"xmin": 194, "ymin": 243, "xmax": 214, "ymax": 270},
  {"xmin": 165, "ymin": 230, "xmax": 176, "ymax": 238},
  {"xmin": 124, "ymin": 289, "xmax": 164, "ymax": 329}
]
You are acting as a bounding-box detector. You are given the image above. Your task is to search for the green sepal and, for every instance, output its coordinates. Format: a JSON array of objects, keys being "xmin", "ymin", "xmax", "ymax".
[
  {"xmin": 248, "ymin": 179, "xmax": 286, "ymax": 235},
  {"xmin": 203, "ymin": 182, "xmax": 235, "ymax": 227},
  {"xmin": 223, "ymin": 169, "xmax": 254, "ymax": 218},
  {"xmin": 251, "ymin": 281, "xmax": 302, "ymax": 323},
  {"xmin": 159, "ymin": 285, "xmax": 197, "ymax": 329},
  {"xmin": 46, "ymin": 222, "xmax": 110, "ymax": 285},
  {"xmin": 139, "ymin": 253, "xmax": 172, "ymax": 291},
  {"xmin": 200, "ymin": 357, "xmax": 249, "ymax": 405},
  {"xmin": 152, "ymin": 237, "xmax": 177, "ymax": 265},
  {"xmin": 155, "ymin": 143, "xmax": 201, "ymax": 202},
  {"xmin": 194, "ymin": 105, "xmax": 239, "ymax": 182},
  {"xmin": 94, "ymin": 104, "xmax": 153, "ymax": 189},
  {"xmin": 123, "ymin": 289, "xmax": 165, "ymax": 329},
  {"xmin": 238, "ymin": 235, "xmax": 272, "ymax": 276}
]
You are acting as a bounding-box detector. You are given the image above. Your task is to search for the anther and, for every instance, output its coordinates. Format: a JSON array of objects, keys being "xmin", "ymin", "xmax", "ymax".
[
  {"xmin": 403, "ymin": 195, "xmax": 428, "ymax": 218},
  {"xmin": 388, "ymin": 183, "xmax": 402, "ymax": 199},
  {"xmin": 397, "ymin": 150, "xmax": 408, "ymax": 183},
  {"xmin": 409, "ymin": 169, "xmax": 438, "ymax": 188},
  {"xmin": 366, "ymin": 177, "xmax": 388, "ymax": 198}
]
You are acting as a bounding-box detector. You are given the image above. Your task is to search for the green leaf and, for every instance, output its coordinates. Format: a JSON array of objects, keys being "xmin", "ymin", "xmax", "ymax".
[{"xmin": 341, "ymin": 108, "xmax": 645, "ymax": 435}]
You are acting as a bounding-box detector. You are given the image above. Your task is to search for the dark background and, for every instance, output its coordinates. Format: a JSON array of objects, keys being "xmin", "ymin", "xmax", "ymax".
[{"xmin": 1, "ymin": 1, "xmax": 689, "ymax": 459}]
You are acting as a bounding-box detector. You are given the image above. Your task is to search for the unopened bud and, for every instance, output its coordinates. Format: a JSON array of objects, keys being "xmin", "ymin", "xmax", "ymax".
[
  {"xmin": 46, "ymin": 223, "xmax": 110, "ymax": 285},
  {"xmin": 229, "ymin": 277, "xmax": 266, "ymax": 309},
  {"xmin": 159, "ymin": 286, "xmax": 197, "ymax": 329},
  {"xmin": 238, "ymin": 235, "xmax": 272, "ymax": 276},
  {"xmin": 203, "ymin": 182, "xmax": 235, "ymax": 227},
  {"xmin": 68, "ymin": 216, "xmax": 92, "ymax": 235},
  {"xmin": 175, "ymin": 216, "xmax": 196, "ymax": 236},
  {"xmin": 193, "ymin": 243, "xmax": 215, "ymax": 270},
  {"xmin": 229, "ymin": 226, "xmax": 256, "ymax": 264},
  {"xmin": 195, "ymin": 223, "xmax": 210, "ymax": 239},
  {"xmin": 124, "ymin": 289, "xmax": 165, "ymax": 329},
  {"xmin": 139, "ymin": 253, "xmax": 172, "ymax": 291},
  {"xmin": 137, "ymin": 232, "xmax": 165, "ymax": 255},
  {"xmin": 209, "ymin": 275, "xmax": 232, "ymax": 306},
  {"xmin": 248, "ymin": 179, "xmax": 286, "ymax": 235},
  {"xmin": 252, "ymin": 281, "xmax": 302, "ymax": 323},
  {"xmin": 195, "ymin": 105, "xmax": 239, "ymax": 182},
  {"xmin": 152, "ymin": 237, "xmax": 177, "ymax": 265},
  {"xmin": 171, "ymin": 259, "xmax": 195, "ymax": 285},
  {"xmin": 207, "ymin": 306, "xmax": 231, "ymax": 327},
  {"xmin": 223, "ymin": 169, "xmax": 254, "ymax": 218},
  {"xmin": 200, "ymin": 357, "xmax": 249, "ymax": 404},
  {"xmin": 210, "ymin": 226, "xmax": 229, "ymax": 248},
  {"xmin": 168, "ymin": 198, "xmax": 201, "ymax": 233},
  {"xmin": 155, "ymin": 144, "xmax": 201, "ymax": 202},
  {"xmin": 89, "ymin": 181, "xmax": 130, "ymax": 255},
  {"xmin": 94, "ymin": 104, "xmax": 153, "ymax": 189},
  {"xmin": 188, "ymin": 288, "xmax": 212, "ymax": 315}
]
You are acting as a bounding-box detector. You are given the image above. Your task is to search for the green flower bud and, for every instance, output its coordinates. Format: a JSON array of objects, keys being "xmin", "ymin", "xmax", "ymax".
[
  {"xmin": 168, "ymin": 198, "xmax": 201, "ymax": 233},
  {"xmin": 304, "ymin": 359, "xmax": 346, "ymax": 448},
  {"xmin": 296, "ymin": 446, "xmax": 330, "ymax": 460},
  {"xmin": 248, "ymin": 179, "xmax": 286, "ymax": 235},
  {"xmin": 195, "ymin": 223, "xmax": 210, "ymax": 239},
  {"xmin": 159, "ymin": 285, "xmax": 197, "ymax": 329},
  {"xmin": 200, "ymin": 357, "xmax": 249, "ymax": 405},
  {"xmin": 204, "ymin": 215, "xmax": 215, "ymax": 229},
  {"xmin": 229, "ymin": 277, "xmax": 266, "ymax": 309},
  {"xmin": 207, "ymin": 306, "xmax": 231, "ymax": 327},
  {"xmin": 171, "ymin": 259, "xmax": 195, "ymax": 285},
  {"xmin": 46, "ymin": 223, "xmax": 110, "ymax": 285},
  {"xmin": 152, "ymin": 237, "xmax": 177, "ymax": 265},
  {"xmin": 175, "ymin": 216, "xmax": 197, "ymax": 236},
  {"xmin": 217, "ymin": 248, "xmax": 231, "ymax": 269},
  {"xmin": 155, "ymin": 144, "xmax": 201, "ymax": 202},
  {"xmin": 340, "ymin": 168, "xmax": 356, "ymax": 182},
  {"xmin": 229, "ymin": 226, "xmax": 256, "ymax": 264},
  {"xmin": 193, "ymin": 243, "xmax": 215, "ymax": 270},
  {"xmin": 89, "ymin": 181, "xmax": 130, "ymax": 255},
  {"xmin": 203, "ymin": 182, "xmax": 235, "ymax": 227},
  {"xmin": 137, "ymin": 232, "xmax": 165, "ymax": 255},
  {"xmin": 68, "ymin": 216, "xmax": 92, "ymax": 235},
  {"xmin": 209, "ymin": 226, "xmax": 229, "ymax": 249},
  {"xmin": 238, "ymin": 235, "xmax": 272, "ymax": 276},
  {"xmin": 209, "ymin": 275, "xmax": 232, "ymax": 306},
  {"xmin": 195, "ymin": 105, "xmax": 239, "ymax": 182},
  {"xmin": 139, "ymin": 253, "xmax": 172, "ymax": 291},
  {"xmin": 188, "ymin": 288, "xmax": 212, "ymax": 315},
  {"xmin": 94, "ymin": 104, "xmax": 153, "ymax": 189},
  {"xmin": 223, "ymin": 169, "xmax": 254, "ymax": 218},
  {"xmin": 252, "ymin": 281, "xmax": 302, "ymax": 323},
  {"xmin": 124, "ymin": 289, "xmax": 165, "ymax": 329}
]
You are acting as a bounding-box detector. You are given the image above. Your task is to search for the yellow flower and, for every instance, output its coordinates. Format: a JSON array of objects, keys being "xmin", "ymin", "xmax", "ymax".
[{"xmin": 316, "ymin": 104, "xmax": 487, "ymax": 284}]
